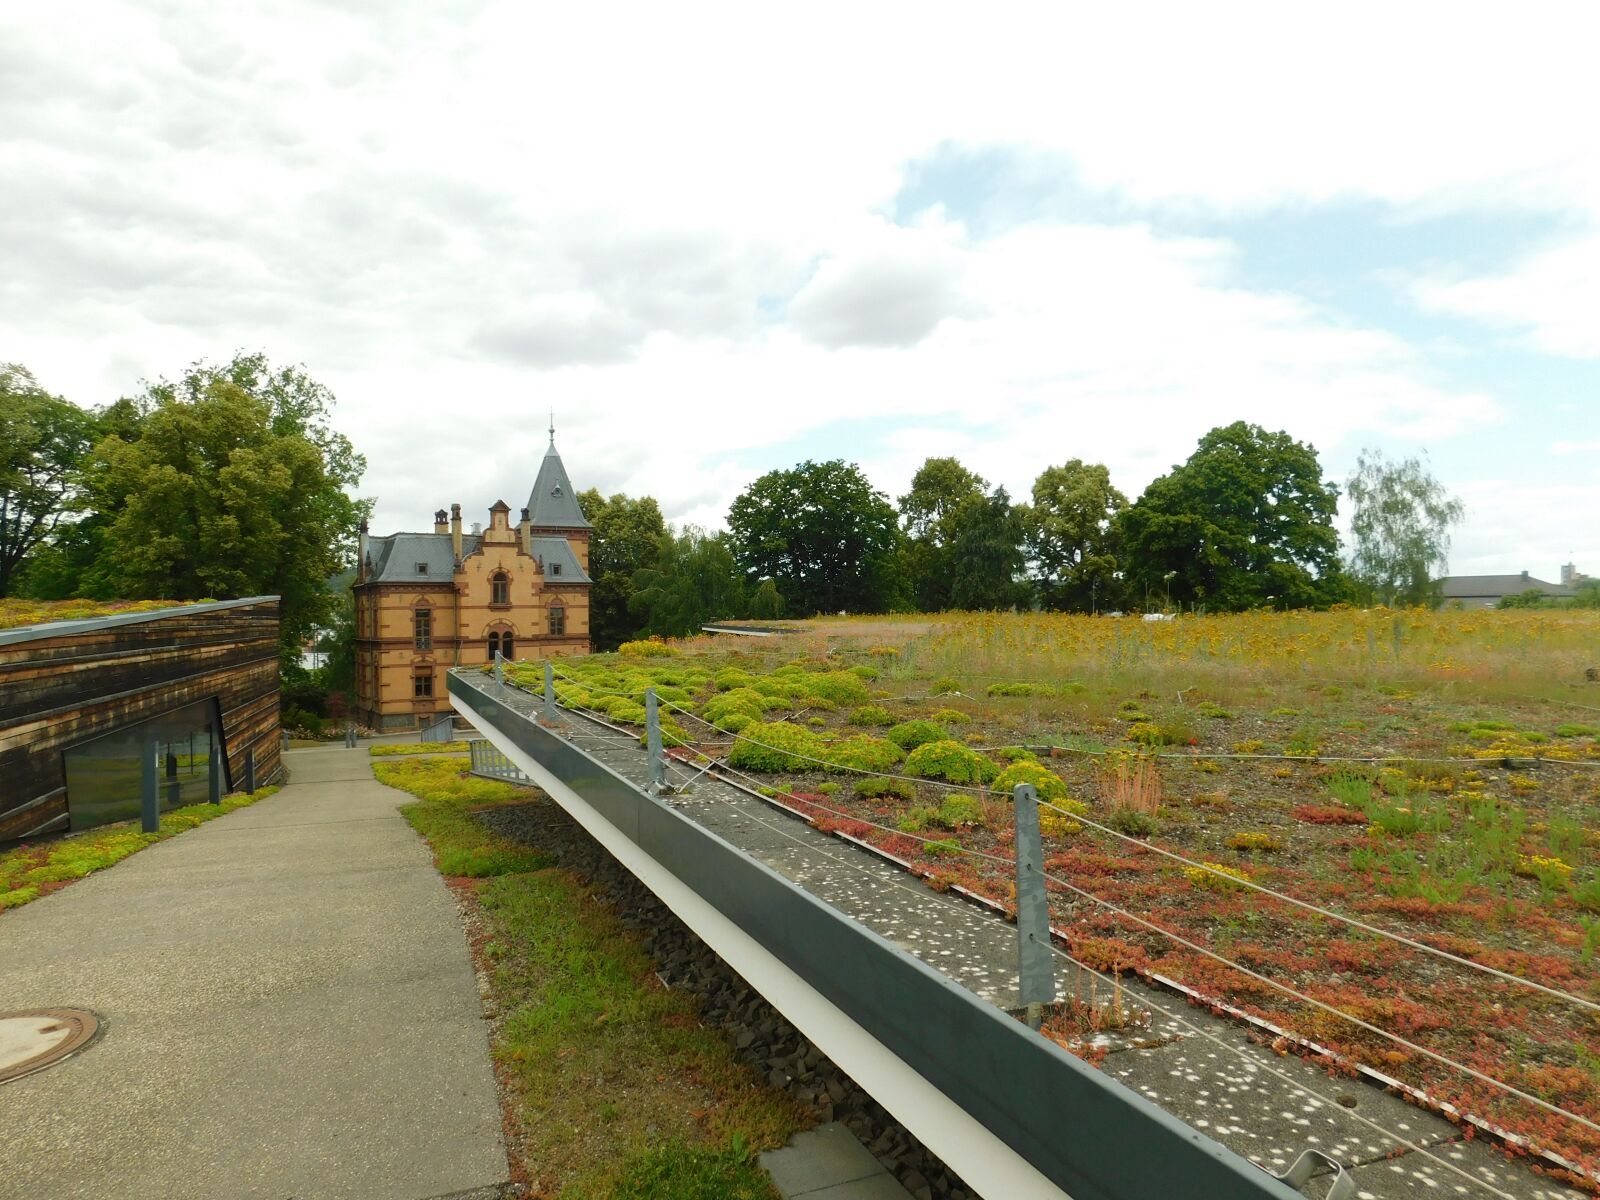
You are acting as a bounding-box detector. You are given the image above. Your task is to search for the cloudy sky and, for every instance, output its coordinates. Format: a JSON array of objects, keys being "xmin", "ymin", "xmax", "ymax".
[{"xmin": 4, "ymin": 2, "xmax": 1597, "ymax": 578}]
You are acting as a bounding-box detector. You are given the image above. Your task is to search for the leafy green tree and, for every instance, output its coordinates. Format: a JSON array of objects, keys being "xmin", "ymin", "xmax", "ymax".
[
  {"xmin": 578, "ymin": 488, "xmax": 667, "ymax": 650},
  {"xmin": 1022, "ymin": 459, "xmax": 1128, "ymax": 611},
  {"xmin": 89, "ymin": 356, "xmax": 368, "ymax": 661},
  {"xmin": 316, "ymin": 572, "xmax": 357, "ymax": 696},
  {"xmin": 1117, "ymin": 422, "xmax": 1343, "ymax": 611},
  {"xmin": 1574, "ymin": 579, "xmax": 1600, "ymax": 610},
  {"xmin": 1498, "ymin": 589, "xmax": 1555, "ymax": 610},
  {"xmin": 897, "ymin": 457, "xmax": 987, "ymax": 611},
  {"xmin": 148, "ymin": 352, "xmax": 366, "ymax": 493},
  {"xmin": 947, "ymin": 486, "xmax": 1028, "ymax": 610},
  {"xmin": 727, "ymin": 460, "xmax": 900, "ymax": 614},
  {"xmin": 629, "ymin": 526, "xmax": 745, "ymax": 637},
  {"xmin": 1346, "ymin": 448, "xmax": 1465, "ymax": 607},
  {"xmin": 747, "ymin": 577, "xmax": 784, "ymax": 620},
  {"xmin": 0, "ymin": 365, "xmax": 99, "ymax": 596}
]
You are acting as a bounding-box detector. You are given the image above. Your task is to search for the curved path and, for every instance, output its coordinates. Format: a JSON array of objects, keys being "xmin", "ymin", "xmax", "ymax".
[{"xmin": 0, "ymin": 745, "xmax": 507, "ymax": 1200}]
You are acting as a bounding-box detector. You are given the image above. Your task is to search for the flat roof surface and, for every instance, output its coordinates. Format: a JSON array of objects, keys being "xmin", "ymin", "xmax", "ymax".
[{"xmin": 0, "ymin": 596, "xmax": 280, "ymax": 648}]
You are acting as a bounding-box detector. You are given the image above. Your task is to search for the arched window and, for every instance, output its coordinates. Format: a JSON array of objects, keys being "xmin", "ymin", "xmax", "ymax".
[
  {"xmin": 487, "ymin": 631, "xmax": 501, "ymax": 660},
  {"xmin": 490, "ymin": 571, "xmax": 510, "ymax": 606},
  {"xmin": 501, "ymin": 635, "xmax": 514, "ymax": 660},
  {"xmin": 548, "ymin": 605, "xmax": 565, "ymax": 636}
]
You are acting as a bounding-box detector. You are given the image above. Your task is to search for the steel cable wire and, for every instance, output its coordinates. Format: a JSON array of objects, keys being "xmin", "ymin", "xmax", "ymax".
[
  {"xmin": 506, "ymin": 670, "xmax": 1600, "ymax": 1141},
  {"xmin": 540, "ymin": 665, "xmax": 1600, "ymax": 1014}
]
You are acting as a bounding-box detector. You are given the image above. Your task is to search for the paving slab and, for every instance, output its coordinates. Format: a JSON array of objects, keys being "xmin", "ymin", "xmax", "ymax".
[
  {"xmin": 0, "ymin": 745, "xmax": 507, "ymax": 1200},
  {"xmin": 761, "ymin": 1122, "xmax": 914, "ymax": 1199}
]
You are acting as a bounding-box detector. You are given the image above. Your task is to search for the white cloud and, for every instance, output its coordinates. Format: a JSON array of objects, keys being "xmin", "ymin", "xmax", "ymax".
[
  {"xmin": 1448, "ymin": 479, "xmax": 1600, "ymax": 579},
  {"xmin": 789, "ymin": 218, "xmax": 973, "ymax": 348},
  {"xmin": 0, "ymin": 0, "xmax": 1591, "ymax": 578},
  {"xmin": 1413, "ymin": 230, "xmax": 1600, "ymax": 358}
]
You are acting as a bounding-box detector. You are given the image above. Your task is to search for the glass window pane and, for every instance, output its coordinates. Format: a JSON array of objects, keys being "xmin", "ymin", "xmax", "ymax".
[{"xmin": 63, "ymin": 698, "xmax": 224, "ymax": 832}]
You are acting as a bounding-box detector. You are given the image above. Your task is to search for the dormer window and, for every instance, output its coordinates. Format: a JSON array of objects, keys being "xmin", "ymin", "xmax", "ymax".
[
  {"xmin": 415, "ymin": 562, "xmax": 429, "ymax": 575},
  {"xmin": 551, "ymin": 562, "xmax": 562, "ymax": 576},
  {"xmin": 490, "ymin": 571, "xmax": 510, "ymax": 606},
  {"xmin": 551, "ymin": 483, "xmax": 563, "ymax": 496}
]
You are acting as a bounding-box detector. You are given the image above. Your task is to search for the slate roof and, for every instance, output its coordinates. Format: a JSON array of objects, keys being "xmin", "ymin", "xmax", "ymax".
[
  {"xmin": 529, "ymin": 536, "xmax": 591, "ymax": 583},
  {"xmin": 1437, "ymin": 573, "xmax": 1575, "ymax": 599},
  {"xmin": 363, "ymin": 532, "xmax": 590, "ymax": 584},
  {"xmin": 366, "ymin": 533, "xmax": 481, "ymax": 583},
  {"xmin": 525, "ymin": 439, "xmax": 591, "ymax": 529}
]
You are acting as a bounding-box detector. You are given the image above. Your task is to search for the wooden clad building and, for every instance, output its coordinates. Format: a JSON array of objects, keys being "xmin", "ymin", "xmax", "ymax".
[
  {"xmin": 352, "ymin": 433, "xmax": 592, "ymax": 730},
  {"xmin": 0, "ymin": 597, "xmax": 283, "ymax": 843}
]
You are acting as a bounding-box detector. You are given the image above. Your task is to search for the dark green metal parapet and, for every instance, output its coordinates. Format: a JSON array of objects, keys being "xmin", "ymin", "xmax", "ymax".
[{"xmin": 450, "ymin": 670, "xmax": 1303, "ymax": 1200}]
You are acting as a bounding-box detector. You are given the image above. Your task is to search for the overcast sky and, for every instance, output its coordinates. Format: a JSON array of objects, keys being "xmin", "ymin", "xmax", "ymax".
[{"xmin": 4, "ymin": 2, "xmax": 1597, "ymax": 578}]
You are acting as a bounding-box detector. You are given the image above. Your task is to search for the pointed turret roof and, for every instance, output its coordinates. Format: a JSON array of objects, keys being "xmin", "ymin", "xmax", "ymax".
[{"xmin": 525, "ymin": 434, "xmax": 590, "ymax": 529}]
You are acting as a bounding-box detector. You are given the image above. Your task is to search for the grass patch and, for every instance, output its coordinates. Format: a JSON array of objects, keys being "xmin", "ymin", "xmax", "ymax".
[
  {"xmin": 375, "ymin": 756, "xmax": 809, "ymax": 1197},
  {"xmin": 607, "ymin": 1142, "xmax": 777, "ymax": 1200},
  {"xmin": 0, "ymin": 787, "xmax": 277, "ymax": 913},
  {"xmin": 369, "ymin": 741, "xmax": 471, "ymax": 756}
]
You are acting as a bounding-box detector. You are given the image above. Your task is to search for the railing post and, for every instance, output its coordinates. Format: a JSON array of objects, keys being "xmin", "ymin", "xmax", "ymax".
[
  {"xmin": 345, "ymin": 725, "xmax": 357, "ymax": 748},
  {"xmin": 1012, "ymin": 782, "xmax": 1055, "ymax": 1029},
  {"xmin": 208, "ymin": 731, "xmax": 222, "ymax": 804},
  {"xmin": 544, "ymin": 662, "xmax": 559, "ymax": 724},
  {"xmin": 494, "ymin": 650, "xmax": 504, "ymax": 687},
  {"xmin": 165, "ymin": 747, "xmax": 181, "ymax": 809},
  {"xmin": 645, "ymin": 687, "xmax": 666, "ymax": 793},
  {"xmin": 244, "ymin": 746, "xmax": 256, "ymax": 795},
  {"xmin": 141, "ymin": 739, "xmax": 160, "ymax": 833}
]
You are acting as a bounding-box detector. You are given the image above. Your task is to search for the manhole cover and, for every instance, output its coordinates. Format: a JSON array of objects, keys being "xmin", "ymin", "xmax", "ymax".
[{"xmin": 0, "ymin": 1009, "xmax": 100, "ymax": 1084}]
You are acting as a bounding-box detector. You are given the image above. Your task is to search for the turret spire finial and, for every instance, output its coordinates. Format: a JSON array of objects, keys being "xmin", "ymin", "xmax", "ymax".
[{"xmin": 548, "ymin": 411, "xmax": 555, "ymax": 445}]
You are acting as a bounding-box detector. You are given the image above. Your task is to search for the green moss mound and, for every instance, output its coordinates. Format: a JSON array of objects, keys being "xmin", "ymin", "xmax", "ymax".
[
  {"xmin": 726, "ymin": 722, "xmax": 827, "ymax": 772},
  {"xmin": 819, "ymin": 735, "xmax": 903, "ymax": 774},
  {"xmin": 991, "ymin": 759, "xmax": 1071, "ymax": 802},
  {"xmin": 905, "ymin": 740, "xmax": 998, "ymax": 785},
  {"xmin": 887, "ymin": 719, "xmax": 948, "ymax": 751}
]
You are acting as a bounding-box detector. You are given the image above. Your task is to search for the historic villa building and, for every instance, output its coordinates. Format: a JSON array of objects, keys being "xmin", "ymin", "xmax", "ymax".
[{"xmin": 352, "ymin": 434, "xmax": 591, "ymax": 730}]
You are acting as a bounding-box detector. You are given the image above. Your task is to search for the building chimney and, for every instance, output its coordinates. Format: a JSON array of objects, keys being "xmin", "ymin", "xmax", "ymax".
[
  {"xmin": 450, "ymin": 503, "xmax": 463, "ymax": 565},
  {"xmin": 434, "ymin": 509, "xmax": 448, "ymax": 535},
  {"xmin": 519, "ymin": 506, "xmax": 532, "ymax": 554},
  {"xmin": 1520, "ymin": 569, "xmax": 1529, "ymax": 581},
  {"xmin": 357, "ymin": 518, "xmax": 369, "ymax": 581}
]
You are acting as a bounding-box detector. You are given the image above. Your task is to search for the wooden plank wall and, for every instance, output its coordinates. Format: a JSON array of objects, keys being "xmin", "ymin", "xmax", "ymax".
[{"xmin": 0, "ymin": 599, "xmax": 282, "ymax": 842}]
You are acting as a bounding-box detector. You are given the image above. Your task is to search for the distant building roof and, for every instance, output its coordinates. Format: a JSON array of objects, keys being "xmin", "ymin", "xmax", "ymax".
[
  {"xmin": 529, "ymin": 536, "xmax": 590, "ymax": 583},
  {"xmin": 525, "ymin": 438, "xmax": 591, "ymax": 530},
  {"xmin": 1436, "ymin": 573, "xmax": 1576, "ymax": 600},
  {"xmin": 367, "ymin": 532, "xmax": 481, "ymax": 583},
  {"xmin": 363, "ymin": 531, "xmax": 590, "ymax": 584}
]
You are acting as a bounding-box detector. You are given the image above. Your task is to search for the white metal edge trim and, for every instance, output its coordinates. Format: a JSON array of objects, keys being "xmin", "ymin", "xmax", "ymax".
[{"xmin": 454, "ymin": 695, "xmax": 1070, "ymax": 1200}]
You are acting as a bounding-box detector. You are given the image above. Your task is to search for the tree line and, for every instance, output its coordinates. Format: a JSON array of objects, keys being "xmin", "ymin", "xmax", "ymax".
[
  {"xmin": 1, "ymin": 355, "xmax": 368, "ymax": 676},
  {"xmin": 583, "ymin": 421, "xmax": 1470, "ymax": 647},
  {"xmin": 4, "ymin": 354, "xmax": 1472, "ymax": 664}
]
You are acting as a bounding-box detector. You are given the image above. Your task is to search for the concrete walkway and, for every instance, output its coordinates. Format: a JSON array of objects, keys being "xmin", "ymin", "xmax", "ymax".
[{"xmin": 0, "ymin": 745, "xmax": 507, "ymax": 1200}]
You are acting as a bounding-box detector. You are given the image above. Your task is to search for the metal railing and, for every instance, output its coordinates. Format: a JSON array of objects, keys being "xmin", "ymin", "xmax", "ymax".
[
  {"xmin": 468, "ymin": 738, "xmax": 530, "ymax": 783},
  {"xmin": 420, "ymin": 713, "xmax": 457, "ymax": 743},
  {"xmin": 449, "ymin": 668, "xmax": 1309, "ymax": 1200}
]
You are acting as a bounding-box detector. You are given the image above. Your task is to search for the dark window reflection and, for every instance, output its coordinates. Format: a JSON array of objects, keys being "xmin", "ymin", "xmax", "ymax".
[{"xmin": 63, "ymin": 698, "xmax": 227, "ymax": 831}]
